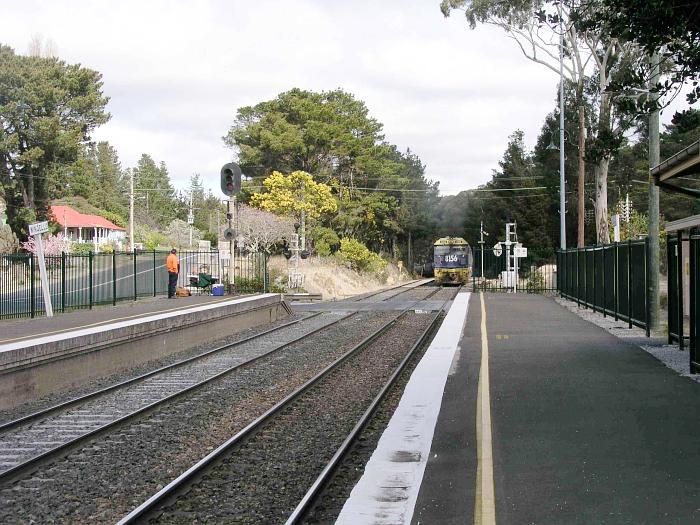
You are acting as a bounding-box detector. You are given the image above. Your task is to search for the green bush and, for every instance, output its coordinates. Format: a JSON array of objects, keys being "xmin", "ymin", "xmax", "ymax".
[
  {"xmin": 144, "ymin": 232, "xmax": 168, "ymax": 251},
  {"xmin": 235, "ymin": 276, "xmax": 265, "ymax": 293},
  {"xmin": 202, "ymin": 231, "xmax": 218, "ymax": 248},
  {"xmin": 311, "ymin": 226, "xmax": 340, "ymax": 256},
  {"xmin": 99, "ymin": 243, "xmax": 115, "ymax": 254},
  {"xmin": 339, "ymin": 238, "xmax": 387, "ymax": 273},
  {"xmin": 71, "ymin": 242, "xmax": 95, "ymax": 255},
  {"xmin": 101, "ymin": 211, "xmax": 127, "ymax": 228},
  {"xmin": 526, "ymin": 268, "xmax": 545, "ymax": 292}
]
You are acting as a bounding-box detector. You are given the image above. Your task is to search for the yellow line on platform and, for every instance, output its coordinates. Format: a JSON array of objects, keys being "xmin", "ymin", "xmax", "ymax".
[
  {"xmin": 475, "ymin": 292, "xmax": 496, "ymax": 525},
  {"xmin": 0, "ymin": 296, "xmax": 234, "ymax": 345}
]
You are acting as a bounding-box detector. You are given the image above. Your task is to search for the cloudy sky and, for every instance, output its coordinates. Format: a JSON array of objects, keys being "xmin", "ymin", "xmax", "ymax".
[{"xmin": 2, "ymin": 0, "xmax": 691, "ymax": 196}]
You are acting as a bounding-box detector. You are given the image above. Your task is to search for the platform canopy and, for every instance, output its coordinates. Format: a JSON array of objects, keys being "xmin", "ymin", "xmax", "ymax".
[{"xmin": 651, "ymin": 139, "xmax": 700, "ymax": 197}]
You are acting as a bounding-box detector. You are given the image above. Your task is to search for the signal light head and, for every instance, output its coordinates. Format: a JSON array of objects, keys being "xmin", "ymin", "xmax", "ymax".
[{"xmin": 220, "ymin": 163, "xmax": 242, "ymax": 197}]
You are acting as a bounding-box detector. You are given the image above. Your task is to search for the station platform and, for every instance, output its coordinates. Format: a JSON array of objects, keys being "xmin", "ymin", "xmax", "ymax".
[
  {"xmin": 338, "ymin": 292, "xmax": 700, "ymax": 524},
  {"xmin": 0, "ymin": 293, "xmax": 290, "ymax": 410}
]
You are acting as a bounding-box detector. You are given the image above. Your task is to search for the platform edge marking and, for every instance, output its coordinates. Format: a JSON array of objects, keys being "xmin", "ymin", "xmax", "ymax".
[
  {"xmin": 0, "ymin": 293, "xmax": 280, "ymax": 353},
  {"xmin": 334, "ymin": 292, "xmax": 470, "ymax": 525}
]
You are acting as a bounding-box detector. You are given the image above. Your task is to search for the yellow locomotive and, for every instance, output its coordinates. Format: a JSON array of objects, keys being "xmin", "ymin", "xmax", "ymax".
[{"xmin": 433, "ymin": 237, "xmax": 472, "ymax": 285}]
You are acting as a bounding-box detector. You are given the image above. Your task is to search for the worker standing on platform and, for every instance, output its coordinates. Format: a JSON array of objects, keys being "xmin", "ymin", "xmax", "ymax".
[{"xmin": 166, "ymin": 248, "xmax": 179, "ymax": 298}]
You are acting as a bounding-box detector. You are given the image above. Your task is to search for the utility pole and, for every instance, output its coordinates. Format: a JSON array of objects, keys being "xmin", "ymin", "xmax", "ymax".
[
  {"xmin": 188, "ymin": 189, "xmax": 194, "ymax": 248},
  {"xmin": 648, "ymin": 51, "xmax": 661, "ymax": 331},
  {"xmin": 129, "ymin": 169, "xmax": 135, "ymax": 252},
  {"xmin": 558, "ymin": 1, "xmax": 566, "ymax": 250}
]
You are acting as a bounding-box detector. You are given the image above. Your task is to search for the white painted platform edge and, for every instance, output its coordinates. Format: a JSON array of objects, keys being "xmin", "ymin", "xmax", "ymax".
[
  {"xmin": 0, "ymin": 293, "xmax": 280, "ymax": 353},
  {"xmin": 335, "ymin": 291, "xmax": 470, "ymax": 525}
]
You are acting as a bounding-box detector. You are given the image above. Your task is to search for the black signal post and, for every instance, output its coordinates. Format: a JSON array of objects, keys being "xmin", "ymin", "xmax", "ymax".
[{"xmin": 221, "ymin": 163, "xmax": 242, "ymax": 290}]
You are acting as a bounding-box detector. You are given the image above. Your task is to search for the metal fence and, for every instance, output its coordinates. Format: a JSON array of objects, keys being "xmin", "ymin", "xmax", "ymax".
[
  {"xmin": 0, "ymin": 250, "xmax": 268, "ymax": 319},
  {"xmin": 668, "ymin": 232, "xmax": 684, "ymax": 347},
  {"xmin": 472, "ymin": 246, "xmax": 557, "ymax": 293},
  {"xmin": 691, "ymin": 231, "xmax": 699, "ymax": 373},
  {"xmin": 670, "ymin": 230, "xmax": 700, "ymax": 372},
  {"xmin": 557, "ymin": 239, "xmax": 650, "ymax": 335}
]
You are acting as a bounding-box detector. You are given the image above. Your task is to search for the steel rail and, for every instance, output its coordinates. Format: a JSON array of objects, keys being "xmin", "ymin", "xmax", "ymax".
[
  {"xmin": 115, "ymin": 287, "xmax": 441, "ymax": 525},
  {"xmin": 348, "ymin": 278, "xmax": 433, "ymax": 303},
  {"xmin": 0, "ymin": 311, "xmax": 354, "ymax": 484},
  {"xmin": 0, "ymin": 312, "xmax": 322, "ymax": 434},
  {"xmin": 285, "ymin": 289, "xmax": 459, "ymax": 524}
]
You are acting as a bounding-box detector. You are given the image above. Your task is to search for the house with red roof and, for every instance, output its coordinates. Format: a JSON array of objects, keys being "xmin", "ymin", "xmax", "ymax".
[{"xmin": 50, "ymin": 205, "xmax": 127, "ymax": 251}]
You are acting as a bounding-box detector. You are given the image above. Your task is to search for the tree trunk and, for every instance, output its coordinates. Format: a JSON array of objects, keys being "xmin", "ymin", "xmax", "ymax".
[
  {"xmin": 594, "ymin": 156, "xmax": 610, "ymax": 244},
  {"xmin": 595, "ymin": 91, "xmax": 612, "ymax": 244},
  {"xmin": 577, "ymin": 104, "xmax": 586, "ymax": 247}
]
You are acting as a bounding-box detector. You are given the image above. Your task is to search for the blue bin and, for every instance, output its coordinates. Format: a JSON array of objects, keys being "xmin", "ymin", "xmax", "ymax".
[{"xmin": 212, "ymin": 284, "xmax": 224, "ymax": 296}]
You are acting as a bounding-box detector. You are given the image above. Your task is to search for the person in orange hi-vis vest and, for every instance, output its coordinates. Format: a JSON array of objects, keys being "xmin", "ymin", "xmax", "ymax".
[{"xmin": 166, "ymin": 248, "xmax": 180, "ymax": 298}]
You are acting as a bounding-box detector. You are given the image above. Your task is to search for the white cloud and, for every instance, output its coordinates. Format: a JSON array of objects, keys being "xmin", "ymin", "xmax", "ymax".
[{"xmin": 1, "ymin": 0, "xmax": 693, "ymax": 197}]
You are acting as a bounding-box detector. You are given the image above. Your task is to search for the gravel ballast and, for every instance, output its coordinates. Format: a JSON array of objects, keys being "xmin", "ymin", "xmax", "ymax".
[
  {"xmin": 0, "ymin": 313, "xmax": 338, "ymax": 476},
  {"xmin": 0, "ymin": 310, "xmax": 398, "ymax": 524},
  {"xmin": 146, "ymin": 311, "xmax": 438, "ymax": 524},
  {"xmin": 0, "ymin": 313, "xmax": 309, "ymax": 426}
]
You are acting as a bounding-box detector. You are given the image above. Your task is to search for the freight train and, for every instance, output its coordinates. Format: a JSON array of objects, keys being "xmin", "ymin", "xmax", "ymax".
[{"xmin": 433, "ymin": 237, "xmax": 472, "ymax": 285}]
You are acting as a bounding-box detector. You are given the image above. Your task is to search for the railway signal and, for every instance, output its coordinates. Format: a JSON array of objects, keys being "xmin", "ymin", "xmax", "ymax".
[{"xmin": 220, "ymin": 163, "xmax": 242, "ymax": 197}]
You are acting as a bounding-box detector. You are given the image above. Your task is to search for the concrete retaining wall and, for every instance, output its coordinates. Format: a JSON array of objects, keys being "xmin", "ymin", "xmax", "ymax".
[{"xmin": 0, "ymin": 294, "xmax": 290, "ymax": 410}]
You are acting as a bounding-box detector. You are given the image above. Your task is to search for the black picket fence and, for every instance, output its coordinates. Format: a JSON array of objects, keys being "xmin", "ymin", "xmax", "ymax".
[
  {"xmin": 0, "ymin": 250, "xmax": 268, "ymax": 319},
  {"xmin": 557, "ymin": 239, "xmax": 650, "ymax": 335},
  {"xmin": 472, "ymin": 246, "xmax": 557, "ymax": 293}
]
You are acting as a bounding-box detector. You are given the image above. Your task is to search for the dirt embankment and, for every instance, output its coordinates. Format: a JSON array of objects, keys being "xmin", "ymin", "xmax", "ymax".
[{"xmin": 268, "ymin": 255, "xmax": 411, "ymax": 299}]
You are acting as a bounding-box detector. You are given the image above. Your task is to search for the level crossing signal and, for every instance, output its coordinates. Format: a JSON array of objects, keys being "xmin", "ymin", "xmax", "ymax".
[{"xmin": 220, "ymin": 163, "xmax": 242, "ymax": 197}]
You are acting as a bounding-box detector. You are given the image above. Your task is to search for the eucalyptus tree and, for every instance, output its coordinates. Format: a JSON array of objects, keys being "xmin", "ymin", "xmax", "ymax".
[
  {"xmin": 441, "ymin": 0, "xmax": 645, "ymax": 244},
  {"xmin": 572, "ymin": 0, "xmax": 700, "ymax": 106}
]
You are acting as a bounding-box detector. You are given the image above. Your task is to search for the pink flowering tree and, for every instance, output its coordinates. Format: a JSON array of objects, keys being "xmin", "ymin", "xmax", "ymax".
[
  {"xmin": 21, "ymin": 233, "xmax": 69, "ymax": 256},
  {"xmin": 21, "ymin": 233, "xmax": 69, "ymax": 268},
  {"xmin": 237, "ymin": 205, "xmax": 294, "ymax": 253}
]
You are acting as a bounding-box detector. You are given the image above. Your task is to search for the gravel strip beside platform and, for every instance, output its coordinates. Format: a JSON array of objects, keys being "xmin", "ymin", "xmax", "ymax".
[
  {"xmin": 304, "ymin": 314, "xmax": 441, "ymax": 523},
  {"xmin": 0, "ymin": 311, "xmax": 396, "ymax": 525}
]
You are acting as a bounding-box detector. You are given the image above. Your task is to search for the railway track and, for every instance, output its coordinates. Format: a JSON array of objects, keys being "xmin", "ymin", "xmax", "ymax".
[
  {"xmin": 0, "ymin": 279, "xmax": 433, "ymax": 485},
  {"xmin": 1, "ymin": 310, "xmax": 400, "ymax": 524},
  {"xmin": 0, "ymin": 312, "xmax": 346, "ymax": 482},
  {"xmin": 0, "ymin": 280, "xmax": 448, "ymax": 523},
  {"xmin": 116, "ymin": 286, "xmax": 455, "ymax": 524},
  {"xmin": 349, "ymin": 278, "xmax": 434, "ymax": 303},
  {"xmin": 292, "ymin": 285, "xmax": 463, "ymax": 524}
]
